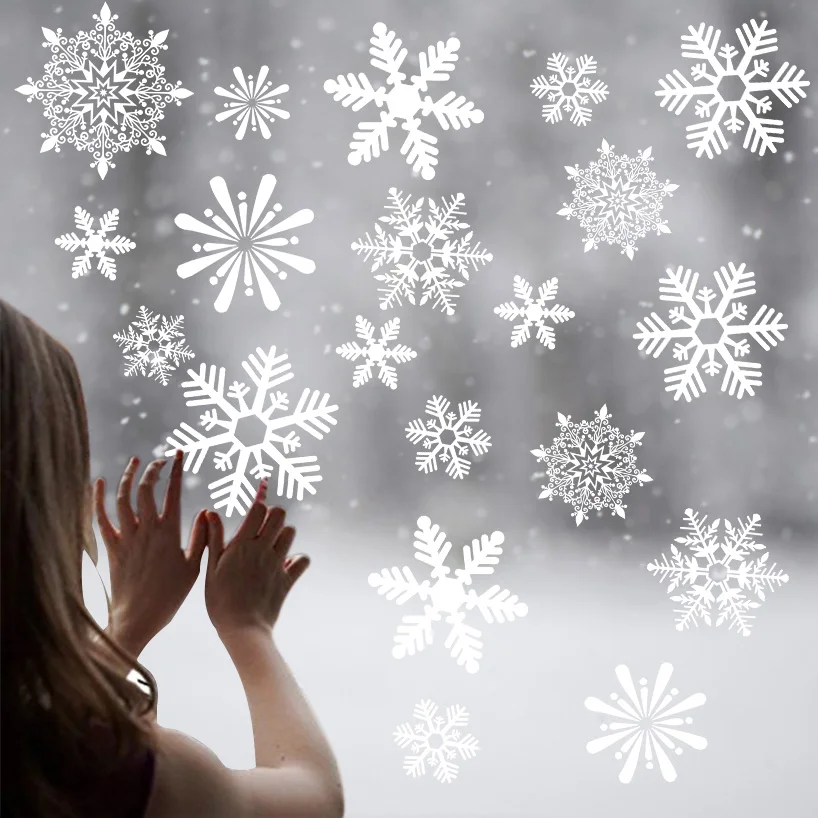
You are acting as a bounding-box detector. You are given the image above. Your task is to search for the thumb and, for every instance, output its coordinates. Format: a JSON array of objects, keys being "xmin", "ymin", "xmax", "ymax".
[
  {"xmin": 285, "ymin": 554, "xmax": 311, "ymax": 588},
  {"xmin": 205, "ymin": 512, "xmax": 225, "ymax": 575}
]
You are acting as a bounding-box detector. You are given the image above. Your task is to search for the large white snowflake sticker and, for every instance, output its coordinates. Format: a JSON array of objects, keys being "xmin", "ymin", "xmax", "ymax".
[
  {"xmin": 16, "ymin": 3, "xmax": 192, "ymax": 179},
  {"xmin": 324, "ymin": 22, "xmax": 484, "ymax": 180},
  {"xmin": 369, "ymin": 516, "xmax": 528, "ymax": 673},
  {"xmin": 531, "ymin": 405, "xmax": 652, "ymax": 526},
  {"xmin": 530, "ymin": 53, "xmax": 609, "ymax": 126},
  {"xmin": 493, "ymin": 275, "xmax": 575, "ymax": 349},
  {"xmin": 656, "ymin": 18, "xmax": 810, "ymax": 158},
  {"xmin": 165, "ymin": 345, "xmax": 338, "ymax": 516},
  {"xmin": 633, "ymin": 263, "xmax": 787, "ymax": 401},
  {"xmin": 113, "ymin": 306, "xmax": 194, "ymax": 385},
  {"xmin": 405, "ymin": 395, "xmax": 492, "ymax": 480},
  {"xmin": 214, "ymin": 66, "xmax": 290, "ymax": 140},
  {"xmin": 393, "ymin": 700, "xmax": 480, "ymax": 783},
  {"xmin": 647, "ymin": 509, "xmax": 789, "ymax": 636},
  {"xmin": 558, "ymin": 139, "xmax": 678, "ymax": 260},
  {"xmin": 585, "ymin": 663, "xmax": 707, "ymax": 784},
  {"xmin": 335, "ymin": 315, "xmax": 417, "ymax": 389},
  {"xmin": 352, "ymin": 187, "xmax": 493, "ymax": 315},
  {"xmin": 55, "ymin": 206, "xmax": 135, "ymax": 281},
  {"xmin": 174, "ymin": 175, "xmax": 315, "ymax": 314}
]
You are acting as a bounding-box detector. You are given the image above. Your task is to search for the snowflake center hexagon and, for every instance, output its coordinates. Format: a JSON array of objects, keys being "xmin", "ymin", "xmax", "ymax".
[
  {"xmin": 426, "ymin": 733, "xmax": 445, "ymax": 750},
  {"xmin": 232, "ymin": 414, "xmax": 270, "ymax": 449},
  {"xmin": 524, "ymin": 303, "xmax": 545, "ymax": 322},
  {"xmin": 715, "ymin": 72, "xmax": 747, "ymax": 103},
  {"xmin": 386, "ymin": 82, "xmax": 423, "ymax": 119},
  {"xmin": 429, "ymin": 576, "xmax": 467, "ymax": 614},
  {"xmin": 693, "ymin": 316, "xmax": 725, "ymax": 346},
  {"xmin": 561, "ymin": 80, "xmax": 578, "ymax": 97},
  {"xmin": 708, "ymin": 562, "xmax": 729, "ymax": 582},
  {"xmin": 438, "ymin": 428, "xmax": 458, "ymax": 447},
  {"xmin": 365, "ymin": 341, "xmax": 387, "ymax": 363},
  {"xmin": 411, "ymin": 241, "xmax": 433, "ymax": 262},
  {"xmin": 86, "ymin": 234, "xmax": 106, "ymax": 253}
]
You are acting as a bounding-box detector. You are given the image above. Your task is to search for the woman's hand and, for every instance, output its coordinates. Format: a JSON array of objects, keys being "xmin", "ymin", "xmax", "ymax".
[{"xmin": 94, "ymin": 451, "xmax": 208, "ymax": 656}]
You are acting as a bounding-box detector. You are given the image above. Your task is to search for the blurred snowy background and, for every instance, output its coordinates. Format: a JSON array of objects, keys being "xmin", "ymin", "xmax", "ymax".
[{"xmin": 1, "ymin": 0, "xmax": 817, "ymax": 816}]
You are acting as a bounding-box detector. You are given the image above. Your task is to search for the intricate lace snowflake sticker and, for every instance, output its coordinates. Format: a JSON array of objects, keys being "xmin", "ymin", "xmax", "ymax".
[
  {"xmin": 55, "ymin": 206, "xmax": 135, "ymax": 281},
  {"xmin": 335, "ymin": 315, "xmax": 417, "ymax": 389},
  {"xmin": 165, "ymin": 345, "xmax": 338, "ymax": 516},
  {"xmin": 530, "ymin": 53, "xmax": 609, "ymax": 126},
  {"xmin": 585, "ymin": 663, "xmax": 707, "ymax": 784},
  {"xmin": 16, "ymin": 3, "xmax": 192, "ymax": 179},
  {"xmin": 647, "ymin": 509, "xmax": 789, "ymax": 636},
  {"xmin": 370, "ymin": 516, "xmax": 528, "ymax": 673},
  {"xmin": 558, "ymin": 139, "xmax": 678, "ymax": 260},
  {"xmin": 113, "ymin": 306, "xmax": 194, "ymax": 385},
  {"xmin": 213, "ymin": 66, "xmax": 290, "ymax": 140},
  {"xmin": 493, "ymin": 274, "xmax": 575, "ymax": 349},
  {"xmin": 656, "ymin": 18, "xmax": 810, "ymax": 158},
  {"xmin": 394, "ymin": 700, "xmax": 480, "ymax": 783},
  {"xmin": 174, "ymin": 175, "xmax": 315, "ymax": 314},
  {"xmin": 633, "ymin": 263, "xmax": 787, "ymax": 401},
  {"xmin": 531, "ymin": 405, "xmax": 652, "ymax": 526},
  {"xmin": 323, "ymin": 22, "xmax": 484, "ymax": 180},
  {"xmin": 405, "ymin": 396, "xmax": 492, "ymax": 480},
  {"xmin": 352, "ymin": 188, "xmax": 493, "ymax": 315}
]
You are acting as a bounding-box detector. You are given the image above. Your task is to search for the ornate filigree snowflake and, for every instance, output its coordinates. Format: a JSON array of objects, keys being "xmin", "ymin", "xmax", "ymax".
[
  {"xmin": 55, "ymin": 206, "xmax": 135, "ymax": 281},
  {"xmin": 335, "ymin": 315, "xmax": 417, "ymax": 389},
  {"xmin": 214, "ymin": 65, "xmax": 290, "ymax": 139},
  {"xmin": 530, "ymin": 52, "xmax": 609, "ymax": 126},
  {"xmin": 493, "ymin": 274, "xmax": 575, "ymax": 349}
]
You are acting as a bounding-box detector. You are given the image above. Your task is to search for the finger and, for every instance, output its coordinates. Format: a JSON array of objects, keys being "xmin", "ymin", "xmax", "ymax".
[
  {"xmin": 259, "ymin": 506, "xmax": 287, "ymax": 543},
  {"xmin": 205, "ymin": 512, "xmax": 225, "ymax": 574},
  {"xmin": 117, "ymin": 457, "xmax": 140, "ymax": 534},
  {"xmin": 254, "ymin": 478, "xmax": 268, "ymax": 504},
  {"xmin": 273, "ymin": 525, "xmax": 296, "ymax": 560},
  {"xmin": 185, "ymin": 510, "xmax": 209, "ymax": 566},
  {"xmin": 93, "ymin": 478, "xmax": 120, "ymax": 546},
  {"xmin": 285, "ymin": 554, "xmax": 310, "ymax": 587},
  {"xmin": 161, "ymin": 450, "xmax": 185, "ymax": 520},
  {"xmin": 136, "ymin": 458, "xmax": 169, "ymax": 522},
  {"xmin": 233, "ymin": 501, "xmax": 268, "ymax": 542}
]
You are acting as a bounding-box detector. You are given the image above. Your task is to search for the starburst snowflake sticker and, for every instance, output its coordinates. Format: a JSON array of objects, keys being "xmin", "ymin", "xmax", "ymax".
[
  {"xmin": 113, "ymin": 306, "xmax": 194, "ymax": 385},
  {"xmin": 656, "ymin": 18, "xmax": 810, "ymax": 158},
  {"xmin": 335, "ymin": 315, "xmax": 417, "ymax": 389},
  {"xmin": 353, "ymin": 188, "xmax": 493, "ymax": 315},
  {"xmin": 493, "ymin": 275, "xmax": 575, "ymax": 349},
  {"xmin": 394, "ymin": 700, "xmax": 480, "ymax": 783},
  {"xmin": 55, "ymin": 206, "xmax": 135, "ymax": 281},
  {"xmin": 530, "ymin": 53, "xmax": 609, "ymax": 126},
  {"xmin": 370, "ymin": 516, "xmax": 528, "ymax": 673},
  {"xmin": 16, "ymin": 3, "xmax": 192, "ymax": 179},
  {"xmin": 648, "ymin": 509, "xmax": 789, "ymax": 636},
  {"xmin": 214, "ymin": 66, "xmax": 290, "ymax": 139},
  {"xmin": 174, "ymin": 175, "xmax": 315, "ymax": 314},
  {"xmin": 558, "ymin": 139, "xmax": 678, "ymax": 260},
  {"xmin": 633, "ymin": 263, "xmax": 787, "ymax": 401},
  {"xmin": 165, "ymin": 345, "xmax": 338, "ymax": 516},
  {"xmin": 531, "ymin": 405, "xmax": 652, "ymax": 526},
  {"xmin": 585, "ymin": 663, "xmax": 707, "ymax": 783},
  {"xmin": 324, "ymin": 22, "xmax": 484, "ymax": 180}
]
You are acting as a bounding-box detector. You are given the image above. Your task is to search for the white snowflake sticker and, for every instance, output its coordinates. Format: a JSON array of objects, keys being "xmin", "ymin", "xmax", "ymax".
[
  {"xmin": 174, "ymin": 175, "xmax": 315, "ymax": 314},
  {"xmin": 530, "ymin": 53, "xmax": 609, "ymax": 126},
  {"xmin": 493, "ymin": 275, "xmax": 575, "ymax": 349},
  {"xmin": 393, "ymin": 700, "xmax": 480, "ymax": 783},
  {"xmin": 405, "ymin": 395, "xmax": 492, "ymax": 480},
  {"xmin": 165, "ymin": 345, "xmax": 338, "ymax": 515},
  {"xmin": 648, "ymin": 509, "xmax": 789, "ymax": 636},
  {"xmin": 335, "ymin": 315, "xmax": 417, "ymax": 389},
  {"xmin": 113, "ymin": 306, "xmax": 194, "ymax": 385},
  {"xmin": 585, "ymin": 663, "xmax": 707, "ymax": 783},
  {"xmin": 324, "ymin": 22, "xmax": 484, "ymax": 180},
  {"xmin": 656, "ymin": 18, "xmax": 810, "ymax": 158},
  {"xmin": 369, "ymin": 516, "xmax": 528, "ymax": 673},
  {"xmin": 16, "ymin": 3, "xmax": 192, "ymax": 179},
  {"xmin": 352, "ymin": 188, "xmax": 493, "ymax": 315},
  {"xmin": 633, "ymin": 263, "xmax": 787, "ymax": 401},
  {"xmin": 214, "ymin": 66, "xmax": 290, "ymax": 139},
  {"xmin": 531, "ymin": 405, "xmax": 652, "ymax": 526},
  {"xmin": 55, "ymin": 206, "xmax": 135, "ymax": 281},
  {"xmin": 558, "ymin": 139, "xmax": 678, "ymax": 260}
]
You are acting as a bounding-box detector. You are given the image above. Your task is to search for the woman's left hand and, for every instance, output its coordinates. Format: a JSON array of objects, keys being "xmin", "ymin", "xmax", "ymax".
[{"xmin": 94, "ymin": 450, "xmax": 208, "ymax": 657}]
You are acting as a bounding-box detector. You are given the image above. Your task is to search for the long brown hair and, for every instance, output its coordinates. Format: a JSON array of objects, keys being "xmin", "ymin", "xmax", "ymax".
[{"xmin": 1, "ymin": 300, "xmax": 158, "ymax": 817}]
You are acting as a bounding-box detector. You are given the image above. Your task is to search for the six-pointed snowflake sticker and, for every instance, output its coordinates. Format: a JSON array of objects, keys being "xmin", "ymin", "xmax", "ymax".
[
  {"xmin": 165, "ymin": 345, "xmax": 338, "ymax": 516},
  {"xmin": 633, "ymin": 262, "xmax": 787, "ymax": 401},
  {"xmin": 174, "ymin": 175, "xmax": 315, "ymax": 314},
  {"xmin": 393, "ymin": 700, "xmax": 480, "ymax": 783},
  {"xmin": 55, "ymin": 206, "xmax": 135, "ymax": 281},
  {"xmin": 405, "ymin": 395, "xmax": 492, "ymax": 480},
  {"xmin": 369, "ymin": 515, "xmax": 528, "ymax": 673},
  {"xmin": 585, "ymin": 663, "xmax": 707, "ymax": 784},
  {"xmin": 493, "ymin": 274, "xmax": 575, "ymax": 349},
  {"xmin": 214, "ymin": 66, "xmax": 290, "ymax": 139},
  {"xmin": 16, "ymin": 3, "xmax": 192, "ymax": 179},
  {"xmin": 647, "ymin": 509, "xmax": 789, "ymax": 636},
  {"xmin": 656, "ymin": 18, "xmax": 810, "ymax": 158},
  {"xmin": 324, "ymin": 22, "xmax": 484, "ymax": 180},
  {"xmin": 335, "ymin": 315, "xmax": 417, "ymax": 389},
  {"xmin": 558, "ymin": 139, "xmax": 678, "ymax": 260},
  {"xmin": 113, "ymin": 306, "xmax": 194, "ymax": 385},
  {"xmin": 531, "ymin": 405, "xmax": 652, "ymax": 526},
  {"xmin": 530, "ymin": 53, "xmax": 609, "ymax": 126},
  {"xmin": 352, "ymin": 188, "xmax": 493, "ymax": 315}
]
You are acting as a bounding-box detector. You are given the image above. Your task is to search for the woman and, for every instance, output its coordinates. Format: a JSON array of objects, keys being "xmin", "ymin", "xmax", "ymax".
[{"xmin": 0, "ymin": 299, "xmax": 344, "ymax": 818}]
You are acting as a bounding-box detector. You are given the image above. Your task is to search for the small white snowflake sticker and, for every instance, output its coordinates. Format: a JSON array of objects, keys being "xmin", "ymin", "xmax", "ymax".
[
  {"xmin": 55, "ymin": 206, "xmax": 135, "ymax": 281},
  {"xmin": 214, "ymin": 66, "xmax": 290, "ymax": 139},
  {"xmin": 335, "ymin": 315, "xmax": 417, "ymax": 389},
  {"xmin": 530, "ymin": 53, "xmax": 609, "ymax": 126},
  {"xmin": 394, "ymin": 700, "xmax": 480, "ymax": 783},
  {"xmin": 493, "ymin": 274, "xmax": 575, "ymax": 349}
]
